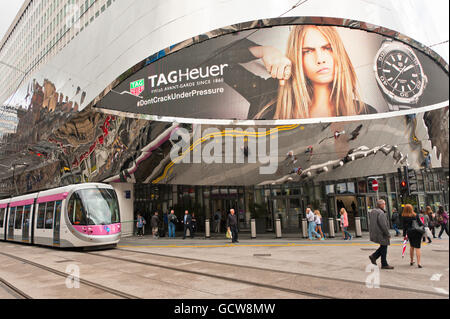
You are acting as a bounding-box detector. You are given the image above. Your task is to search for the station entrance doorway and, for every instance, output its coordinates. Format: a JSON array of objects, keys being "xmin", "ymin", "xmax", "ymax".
[
  {"xmin": 267, "ymin": 196, "xmax": 309, "ymax": 232},
  {"xmin": 335, "ymin": 195, "xmax": 359, "ymax": 231},
  {"xmin": 210, "ymin": 189, "xmax": 246, "ymax": 231}
]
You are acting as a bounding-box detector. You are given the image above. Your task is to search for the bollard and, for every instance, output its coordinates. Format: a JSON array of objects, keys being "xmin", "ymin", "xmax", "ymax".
[
  {"xmin": 251, "ymin": 219, "xmax": 256, "ymax": 239},
  {"xmin": 205, "ymin": 219, "xmax": 211, "ymax": 239},
  {"xmin": 275, "ymin": 219, "xmax": 282, "ymax": 238},
  {"xmin": 355, "ymin": 217, "xmax": 362, "ymax": 237},
  {"xmin": 301, "ymin": 218, "xmax": 308, "ymax": 238},
  {"xmin": 328, "ymin": 218, "xmax": 335, "ymax": 238}
]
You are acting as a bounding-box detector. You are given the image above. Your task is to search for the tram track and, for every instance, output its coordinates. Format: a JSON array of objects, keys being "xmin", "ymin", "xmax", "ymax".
[
  {"xmin": 87, "ymin": 249, "xmax": 336, "ymax": 299},
  {"xmin": 0, "ymin": 251, "xmax": 140, "ymax": 299},
  {"xmin": 110, "ymin": 247, "xmax": 448, "ymax": 298},
  {"xmin": 0, "ymin": 276, "xmax": 33, "ymax": 299},
  {"xmin": 1, "ymin": 245, "xmax": 446, "ymax": 299}
]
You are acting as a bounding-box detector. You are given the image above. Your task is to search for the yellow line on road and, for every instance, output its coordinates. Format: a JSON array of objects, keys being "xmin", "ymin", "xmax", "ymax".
[{"xmin": 118, "ymin": 242, "xmax": 419, "ymax": 249}]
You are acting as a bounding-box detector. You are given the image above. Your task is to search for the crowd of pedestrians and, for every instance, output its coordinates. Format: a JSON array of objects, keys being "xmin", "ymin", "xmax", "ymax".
[
  {"xmin": 133, "ymin": 203, "xmax": 449, "ymax": 259},
  {"xmin": 368, "ymin": 202, "xmax": 448, "ymax": 270}
]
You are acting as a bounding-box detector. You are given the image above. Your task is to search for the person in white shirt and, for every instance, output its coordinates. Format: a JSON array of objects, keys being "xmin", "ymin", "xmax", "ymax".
[
  {"xmin": 314, "ymin": 210, "xmax": 325, "ymax": 240},
  {"xmin": 306, "ymin": 208, "xmax": 322, "ymax": 240}
]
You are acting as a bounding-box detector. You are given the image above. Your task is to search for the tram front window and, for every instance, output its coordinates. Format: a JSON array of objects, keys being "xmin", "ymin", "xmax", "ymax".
[{"xmin": 68, "ymin": 188, "xmax": 120, "ymax": 226}]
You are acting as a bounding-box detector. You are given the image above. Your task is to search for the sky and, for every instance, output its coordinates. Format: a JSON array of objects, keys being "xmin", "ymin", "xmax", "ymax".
[
  {"xmin": 0, "ymin": 0, "xmax": 448, "ymax": 61},
  {"xmin": 0, "ymin": 1, "xmax": 23, "ymax": 42}
]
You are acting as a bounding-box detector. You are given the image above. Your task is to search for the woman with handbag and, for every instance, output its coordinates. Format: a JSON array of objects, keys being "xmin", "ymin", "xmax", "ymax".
[{"xmin": 402, "ymin": 204, "xmax": 425, "ymax": 268}]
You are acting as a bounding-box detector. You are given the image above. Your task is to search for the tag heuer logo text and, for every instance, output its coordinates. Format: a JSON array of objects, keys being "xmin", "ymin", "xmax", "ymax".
[{"xmin": 130, "ymin": 79, "xmax": 145, "ymax": 96}]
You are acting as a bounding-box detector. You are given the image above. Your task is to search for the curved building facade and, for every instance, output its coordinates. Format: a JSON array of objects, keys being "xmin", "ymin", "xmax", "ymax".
[{"xmin": 0, "ymin": 0, "xmax": 448, "ymax": 235}]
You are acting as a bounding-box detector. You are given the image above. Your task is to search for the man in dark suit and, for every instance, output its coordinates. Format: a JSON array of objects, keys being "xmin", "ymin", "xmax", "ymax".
[
  {"xmin": 182, "ymin": 210, "xmax": 193, "ymax": 239},
  {"xmin": 368, "ymin": 199, "xmax": 394, "ymax": 269}
]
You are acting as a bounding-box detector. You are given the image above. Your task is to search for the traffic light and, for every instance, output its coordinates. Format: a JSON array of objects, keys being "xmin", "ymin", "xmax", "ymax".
[
  {"xmin": 398, "ymin": 167, "xmax": 409, "ymax": 197},
  {"xmin": 400, "ymin": 179, "xmax": 408, "ymax": 196}
]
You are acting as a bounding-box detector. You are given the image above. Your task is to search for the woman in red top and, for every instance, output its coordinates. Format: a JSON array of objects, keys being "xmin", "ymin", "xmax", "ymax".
[{"xmin": 339, "ymin": 208, "xmax": 352, "ymax": 240}]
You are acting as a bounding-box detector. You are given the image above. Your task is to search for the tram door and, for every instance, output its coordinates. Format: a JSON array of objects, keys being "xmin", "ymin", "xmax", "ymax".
[
  {"xmin": 53, "ymin": 201, "xmax": 62, "ymax": 246},
  {"xmin": 7, "ymin": 207, "xmax": 16, "ymax": 240},
  {"xmin": 22, "ymin": 205, "xmax": 31, "ymax": 243}
]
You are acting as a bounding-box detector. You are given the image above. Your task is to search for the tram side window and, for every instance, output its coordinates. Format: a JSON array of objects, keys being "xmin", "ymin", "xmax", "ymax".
[
  {"xmin": 0, "ymin": 208, "xmax": 5, "ymax": 228},
  {"xmin": 23, "ymin": 205, "xmax": 31, "ymax": 228},
  {"xmin": 15, "ymin": 206, "xmax": 23, "ymax": 230},
  {"xmin": 8, "ymin": 207, "xmax": 16, "ymax": 228},
  {"xmin": 45, "ymin": 202, "xmax": 55, "ymax": 229},
  {"xmin": 68, "ymin": 193, "xmax": 87, "ymax": 226},
  {"xmin": 37, "ymin": 203, "xmax": 46, "ymax": 229},
  {"xmin": 54, "ymin": 201, "xmax": 62, "ymax": 228}
]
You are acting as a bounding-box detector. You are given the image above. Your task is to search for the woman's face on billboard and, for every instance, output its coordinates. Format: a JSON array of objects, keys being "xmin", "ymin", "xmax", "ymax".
[{"xmin": 301, "ymin": 27, "xmax": 335, "ymax": 86}]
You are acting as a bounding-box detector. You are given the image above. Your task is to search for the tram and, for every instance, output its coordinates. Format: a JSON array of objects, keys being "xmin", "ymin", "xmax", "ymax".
[{"xmin": 0, "ymin": 183, "xmax": 121, "ymax": 248}]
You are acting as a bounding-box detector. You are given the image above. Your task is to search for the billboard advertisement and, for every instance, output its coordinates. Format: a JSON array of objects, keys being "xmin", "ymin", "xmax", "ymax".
[{"xmin": 96, "ymin": 21, "xmax": 448, "ymax": 123}]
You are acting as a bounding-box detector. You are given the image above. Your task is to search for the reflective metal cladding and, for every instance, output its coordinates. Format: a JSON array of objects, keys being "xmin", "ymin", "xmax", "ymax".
[{"xmin": 0, "ymin": 17, "xmax": 448, "ymax": 195}]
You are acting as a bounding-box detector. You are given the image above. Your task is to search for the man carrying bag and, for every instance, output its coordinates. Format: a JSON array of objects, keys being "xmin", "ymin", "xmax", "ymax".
[
  {"xmin": 368, "ymin": 199, "xmax": 394, "ymax": 269},
  {"xmin": 227, "ymin": 209, "xmax": 239, "ymax": 243}
]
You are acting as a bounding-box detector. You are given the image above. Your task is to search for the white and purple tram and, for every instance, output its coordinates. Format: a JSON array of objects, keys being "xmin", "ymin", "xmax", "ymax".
[{"xmin": 0, "ymin": 183, "xmax": 121, "ymax": 248}]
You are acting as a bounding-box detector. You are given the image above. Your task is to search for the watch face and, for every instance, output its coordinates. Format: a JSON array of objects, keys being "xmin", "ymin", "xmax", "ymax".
[{"xmin": 375, "ymin": 44, "xmax": 424, "ymax": 101}]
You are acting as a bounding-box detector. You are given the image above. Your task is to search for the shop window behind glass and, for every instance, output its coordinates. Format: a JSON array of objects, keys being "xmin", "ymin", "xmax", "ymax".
[
  {"xmin": 389, "ymin": 176, "xmax": 397, "ymax": 193},
  {"xmin": 336, "ymin": 183, "xmax": 347, "ymax": 194},
  {"xmin": 325, "ymin": 184, "xmax": 335, "ymax": 195},
  {"xmin": 346, "ymin": 183, "xmax": 356, "ymax": 194},
  {"xmin": 358, "ymin": 180, "xmax": 367, "ymax": 193}
]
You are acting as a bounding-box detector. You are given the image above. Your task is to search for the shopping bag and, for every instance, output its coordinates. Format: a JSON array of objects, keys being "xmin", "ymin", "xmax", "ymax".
[
  {"xmin": 226, "ymin": 229, "xmax": 231, "ymax": 239},
  {"xmin": 425, "ymin": 227, "xmax": 433, "ymax": 238}
]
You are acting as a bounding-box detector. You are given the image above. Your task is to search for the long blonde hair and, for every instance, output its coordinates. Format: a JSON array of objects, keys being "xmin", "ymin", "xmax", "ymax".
[{"xmin": 255, "ymin": 25, "xmax": 365, "ymax": 119}]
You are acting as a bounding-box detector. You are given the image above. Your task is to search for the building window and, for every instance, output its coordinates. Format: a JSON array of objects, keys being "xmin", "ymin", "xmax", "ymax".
[{"xmin": 325, "ymin": 184, "xmax": 335, "ymax": 195}]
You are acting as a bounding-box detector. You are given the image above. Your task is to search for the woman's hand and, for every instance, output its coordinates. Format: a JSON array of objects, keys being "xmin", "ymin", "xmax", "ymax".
[{"xmin": 249, "ymin": 46, "xmax": 292, "ymax": 85}]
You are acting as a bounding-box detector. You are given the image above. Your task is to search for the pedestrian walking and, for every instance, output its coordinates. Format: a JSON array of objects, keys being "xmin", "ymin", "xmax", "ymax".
[
  {"xmin": 160, "ymin": 211, "xmax": 168, "ymax": 237},
  {"xmin": 425, "ymin": 206, "xmax": 437, "ymax": 239},
  {"xmin": 136, "ymin": 213, "xmax": 146, "ymax": 237},
  {"xmin": 191, "ymin": 213, "xmax": 197, "ymax": 237},
  {"xmin": 419, "ymin": 209, "xmax": 432, "ymax": 244},
  {"xmin": 339, "ymin": 208, "xmax": 352, "ymax": 240},
  {"xmin": 168, "ymin": 209, "xmax": 178, "ymax": 238},
  {"xmin": 151, "ymin": 212, "xmax": 160, "ymax": 239},
  {"xmin": 436, "ymin": 206, "xmax": 449, "ymax": 239},
  {"xmin": 214, "ymin": 209, "xmax": 221, "ymax": 233},
  {"xmin": 391, "ymin": 208, "xmax": 401, "ymax": 236},
  {"xmin": 182, "ymin": 210, "xmax": 194, "ymax": 239},
  {"xmin": 314, "ymin": 210, "xmax": 325, "ymax": 240},
  {"xmin": 226, "ymin": 208, "xmax": 239, "ymax": 243},
  {"xmin": 368, "ymin": 199, "xmax": 394, "ymax": 269},
  {"xmin": 402, "ymin": 204, "xmax": 425, "ymax": 268},
  {"xmin": 306, "ymin": 208, "xmax": 321, "ymax": 240}
]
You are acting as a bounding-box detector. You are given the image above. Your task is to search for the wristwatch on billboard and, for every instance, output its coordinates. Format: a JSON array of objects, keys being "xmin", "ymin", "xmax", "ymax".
[{"xmin": 374, "ymin": 38, "xmax": 428, "ymax": 111}]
